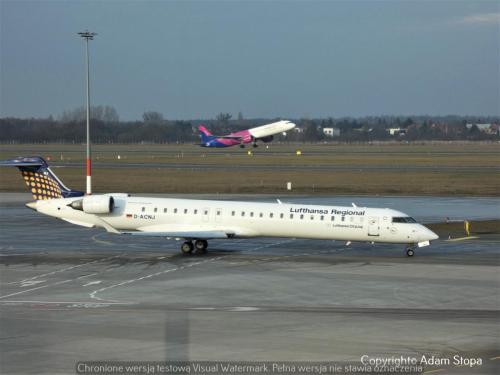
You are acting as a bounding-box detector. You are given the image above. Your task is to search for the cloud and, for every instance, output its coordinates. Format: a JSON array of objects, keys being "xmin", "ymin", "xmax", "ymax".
[{"xmin": 456, "ymin": 12, "xmax": 500, "ymax": 25}]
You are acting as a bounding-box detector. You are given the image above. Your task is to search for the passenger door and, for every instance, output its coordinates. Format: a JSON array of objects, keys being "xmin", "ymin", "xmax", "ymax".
[
  {"xmin": 202, "ymin": 208, "xmax": 210, "ymax": 222},
  {"xmin": 215, "ymin": 208, "xmax": 222, "ymax": 223},
  {"xmin": 368, "ymin": 216, "xmax": 380, "ymax": 236}
]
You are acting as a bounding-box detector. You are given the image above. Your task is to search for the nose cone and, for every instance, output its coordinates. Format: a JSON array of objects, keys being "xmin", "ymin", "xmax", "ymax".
[{"xmin": 421, "ymin": 226, "xmax": 439, "ymax": 241}]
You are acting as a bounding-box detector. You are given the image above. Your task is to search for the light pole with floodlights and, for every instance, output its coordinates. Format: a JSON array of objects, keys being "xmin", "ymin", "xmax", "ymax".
[{"xmin": 78, "ymin": 30, "xmax": 97, "ymax": 195}]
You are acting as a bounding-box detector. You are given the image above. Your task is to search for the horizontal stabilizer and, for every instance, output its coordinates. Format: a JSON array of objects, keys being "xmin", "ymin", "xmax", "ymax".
[{"xmin": 0, "ymin": 157, "xmax": 46, "ymax": 168}]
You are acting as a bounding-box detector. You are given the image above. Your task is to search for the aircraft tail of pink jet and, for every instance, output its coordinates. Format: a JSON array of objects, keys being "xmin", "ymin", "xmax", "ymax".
[{"xmin": 198, "ymin": 125, "xmax": 212, "ymax": 136}]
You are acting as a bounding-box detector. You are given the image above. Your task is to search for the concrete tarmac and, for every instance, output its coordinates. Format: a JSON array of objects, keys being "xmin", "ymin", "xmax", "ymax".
[{"xmin": 0, "ymin": 195, "xmax": 499, "ymax": 374}]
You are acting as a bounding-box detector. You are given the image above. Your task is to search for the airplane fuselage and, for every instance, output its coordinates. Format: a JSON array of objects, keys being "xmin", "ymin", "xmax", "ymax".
[
  {"xmin": 32, "ymin": 195, "xmax": 438, "ymax": 246},
  {"xmin": 201, "ymin": 120, "xmax": 295, "ymax": 147}
]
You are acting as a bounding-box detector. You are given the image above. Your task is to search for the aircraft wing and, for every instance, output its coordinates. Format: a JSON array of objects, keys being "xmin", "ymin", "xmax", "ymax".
[
  {"xmin": 121, "ymin": 230, "xmax": 233, "ymax": 239},
  {"xmin": 211, "ymin": 135, "xmax": 243, "ymax": 140}
]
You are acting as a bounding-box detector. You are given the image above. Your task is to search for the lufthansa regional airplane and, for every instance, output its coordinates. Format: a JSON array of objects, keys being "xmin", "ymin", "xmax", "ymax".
[
  {"xmin": 1, "ymin": 156, "xmax": 438, "ymax": 256},
  {"xmin": 198, "ymin": 120, "xmax": 295, "ymax": 148}
]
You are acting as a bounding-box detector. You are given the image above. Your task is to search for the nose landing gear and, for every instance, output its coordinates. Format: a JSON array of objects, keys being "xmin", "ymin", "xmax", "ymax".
[{"xmin": 406, "ymin": 245, "xmax": 415, "ymax": 257}]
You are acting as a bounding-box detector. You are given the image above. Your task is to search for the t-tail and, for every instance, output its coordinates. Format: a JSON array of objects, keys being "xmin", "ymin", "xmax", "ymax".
[
  {"xmin": 0, "ymin": 156, "xmax": 84, "ymax": 200},
  {"xmin": 198, "ymin": 124, "xmax": 215, "ymax": 145}
]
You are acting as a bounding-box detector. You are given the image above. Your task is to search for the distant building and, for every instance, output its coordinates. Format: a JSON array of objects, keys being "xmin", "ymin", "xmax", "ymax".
[
  {"xmin": 322, "ymin": 127, "xmax": 340, "ymax": 137},
  {"xmin": 466, "ymin": 123, "xmax": 498, "ymax": 135},
  {"xmin": 387, "ymin": 128, "xmax": 406, "ymax": 136},
  {"xmin": 293, "ymin": 127, "xmax": 304, "ymax": 133}
]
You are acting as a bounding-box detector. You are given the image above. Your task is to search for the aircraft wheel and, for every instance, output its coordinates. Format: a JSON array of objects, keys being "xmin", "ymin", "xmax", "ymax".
[
  {"xmin": 195, "ymin": 239, "xmax": 208, "ymax": 253},
  {"xmin": 406, "ymin": 248, "xmax": 414, "ymax": 257},
  {"xmin": 181, "ymin": 241, "xmax": 194, "ymax": 255},
  {"xmin": 252, "ymin": 143, "xmax": 258, "ymax": 148},
  {"xmin": 239, "ymin": 144, "xmax": 245, "ymax": 148}
]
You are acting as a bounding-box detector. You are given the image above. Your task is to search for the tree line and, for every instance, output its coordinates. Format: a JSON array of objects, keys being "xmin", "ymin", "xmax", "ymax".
[{"xmin": 1, "ymin": 107, "xmax": 498, "ymax": 143}]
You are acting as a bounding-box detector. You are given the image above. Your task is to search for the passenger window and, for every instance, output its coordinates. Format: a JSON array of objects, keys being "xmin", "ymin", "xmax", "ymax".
[
  {"xmin": 331, "ymin": 216, "xmax": 335, "ymax": 221},
  {"xmin": 341, "ymin": 216, "xmax": 345, "ymax": 222},
  {"xmin": 154, "ymin": 207, "xmax": 158, "ymax": 213},
  {"xmin": 142, "ymin": 207, "xmax": 145, "ymax": 212},
  {"xmin": 163, "ymin": 208, "xmax": 167, "ymax": 213},
  {"xmin": 194, "ymin": 209, "xmax": 198, "ymax": 214},
  {"xmin": 250, "ymin": 212, "xmax": 254, "ymax": 217},
  {"xmin": 320, "ymin": 215, "xmax": 324, "ymax": 221},
  {"xmin": 217, "ymin": 210, "xmax": 221, "ymax": 216},
  {"xmin": 259, "ymin": 213, "xmax": 263, "ymax": 218},
  {"xmin": 241, "ymin": 211, "xmax": 245, "ymax": 217},
  {"xmin": 174, "ymin": 208, "xmax": 178, "ymax": 214},
  {"xmin": 310, "ymin": 215, "xmax": 314, "ymax": 220},
  {"xmin": 232, "ymin": 211, "xmax": 235, "ymax": 216},
  {"xmin": 184, "ymin": 209, "xmax": 188, "ymax": 214},
  {"xmin": 280, "ymin": 213, "xmax": 284, "ymax": 219},
  {"xmin": 270, "ymin": 213, "xmax": 273, "ymax": 218},
  {"xmin": 204, "ymin": 210, "xmax": 208, "ymax": 215},
  {"xmin": 300, "ymin": 214, "xmax": 304, "ymax": 219},
  {"xmin": 290, "ymin": 214, "xmax": 294, "ymax": 219}
]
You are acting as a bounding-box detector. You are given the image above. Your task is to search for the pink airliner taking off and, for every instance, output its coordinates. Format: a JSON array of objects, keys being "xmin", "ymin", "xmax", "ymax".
[{"xmin": 198, "ymin": 120, "xmax": 296, "ymax": 148}]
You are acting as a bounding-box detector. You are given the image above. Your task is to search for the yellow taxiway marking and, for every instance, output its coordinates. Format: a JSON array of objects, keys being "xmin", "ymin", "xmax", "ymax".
[{"xmin": 445, "ymin": 236, "xmax": 479, "ymax": 242}]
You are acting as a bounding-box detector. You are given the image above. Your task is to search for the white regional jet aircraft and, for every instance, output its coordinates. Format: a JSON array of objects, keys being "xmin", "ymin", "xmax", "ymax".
[{"xmin": 1, "ymin": 156, "xmax": 438, "ymax": 256}]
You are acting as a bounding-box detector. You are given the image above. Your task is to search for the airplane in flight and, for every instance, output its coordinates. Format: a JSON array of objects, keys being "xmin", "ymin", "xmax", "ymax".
[
  {"xmin": 1, "ymin": 156, "xmax": 438, "ymax": 257},
  {"xmin": 198, "ymin": 120, "xmax": 296, "ymax": 148}
]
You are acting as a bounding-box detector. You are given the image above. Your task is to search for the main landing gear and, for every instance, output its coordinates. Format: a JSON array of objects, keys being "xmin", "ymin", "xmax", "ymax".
[
  {"xmin": 181, "ymin": 240, "xmax": 208, "ymax": 255},
  {"xmin": 406, "ymin": 245, "xmax": 415, "ymax": 257}
]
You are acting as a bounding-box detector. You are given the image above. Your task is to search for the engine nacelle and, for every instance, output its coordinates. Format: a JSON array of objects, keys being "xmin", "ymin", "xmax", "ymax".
[
  {"xmin": 260, "ymin": 135, "xmax": 274, "ymax": 143},
  {"xmin": 69, "ymin": 195, "xmax": 114, "ymax": 214}
]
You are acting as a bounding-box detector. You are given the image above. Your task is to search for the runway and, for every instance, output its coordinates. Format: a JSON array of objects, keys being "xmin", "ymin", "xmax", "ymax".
[{"xmin": 0, "ymin": 194, "xmax": 499, "ymax": 374}]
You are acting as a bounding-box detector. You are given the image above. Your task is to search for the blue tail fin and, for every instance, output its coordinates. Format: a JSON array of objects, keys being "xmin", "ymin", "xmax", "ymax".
[{"xmin": 0, "ymin": 156, "xmax": 84, "ymax": 200}]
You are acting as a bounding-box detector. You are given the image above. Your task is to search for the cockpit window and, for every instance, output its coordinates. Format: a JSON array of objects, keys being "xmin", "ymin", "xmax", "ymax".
[{"xmin": 392, "ymin": 217, "xmax": 417, "ymax": 223}]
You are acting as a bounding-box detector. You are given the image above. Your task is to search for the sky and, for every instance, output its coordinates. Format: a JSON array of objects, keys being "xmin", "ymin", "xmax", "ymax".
[{"xmin": 1, "ymin": 0, "xmax": 499, "ymax": 120}]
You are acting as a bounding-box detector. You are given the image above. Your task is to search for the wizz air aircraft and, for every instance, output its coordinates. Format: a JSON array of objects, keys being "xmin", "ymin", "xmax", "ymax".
[
  {"xmin": 198, "ymin": 120, "xmax": 296, "ymax": 148},
  {"xmin": 1, "ymin": 156, "xmax": 438, "ymax": 257}
]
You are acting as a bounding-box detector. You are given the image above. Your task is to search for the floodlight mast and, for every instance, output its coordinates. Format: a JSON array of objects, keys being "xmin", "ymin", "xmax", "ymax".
[{"xmin": 78, "ymin": 30, "xmax": 97, "ymax": 195}]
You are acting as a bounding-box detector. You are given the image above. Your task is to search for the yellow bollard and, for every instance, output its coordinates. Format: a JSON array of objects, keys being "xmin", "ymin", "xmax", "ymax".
[
  {"xmin": 296, "ymin": 150, "xmax": 302, "ymax": 156},
  {"xmin": 464, "ymin": 220, "xmax": 470, "ymax": 236},
  {"xmin": 247, "ymin": 151, "xmax": 253, "ymax": 156}
]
